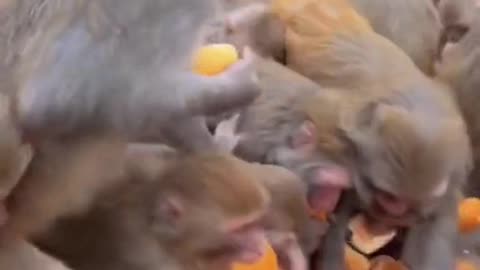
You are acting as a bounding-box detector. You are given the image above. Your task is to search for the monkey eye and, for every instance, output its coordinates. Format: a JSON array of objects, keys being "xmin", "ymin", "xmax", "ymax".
[{"xmin": 445, "ymin": 25, "xmax": 469, "ymax": 44}]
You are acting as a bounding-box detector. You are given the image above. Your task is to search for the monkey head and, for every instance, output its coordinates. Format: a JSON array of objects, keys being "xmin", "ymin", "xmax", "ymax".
[
  {"xmin": 147, "ymin": 153, "xmax": 271, "ymax": 269},
  {"xmin": 232, "ymin": 91, "xmax": 355, "ymax": 218},
  {"xmin": 340, "ymin": 94, "xmax": 471, "ymax": 228}
]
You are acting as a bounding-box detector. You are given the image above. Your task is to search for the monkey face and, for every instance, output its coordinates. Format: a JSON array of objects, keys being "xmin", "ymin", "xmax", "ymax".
[
  {"xmin": 148, "ymin": 153, "xmax": 270, "ymax": 269},
  {"xmin": 350, "ymin": 137, "xmax": 452, "ymax": 228},
  {"xmin": 353, "ymin": 172, "xmax": 449, "ymax": 228},
  {"xmin": 266, "ymin": 120, "xmax": 354, "ymax": 216},
  {"xmin": 339, "ymin": 99, "xmax": 469, "ymax": 228}
]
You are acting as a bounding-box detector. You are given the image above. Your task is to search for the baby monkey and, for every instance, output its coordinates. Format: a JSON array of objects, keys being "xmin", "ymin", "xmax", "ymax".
[{"xmin": 34, "ymin": 149, "xmax": 271, "ymax": 270}]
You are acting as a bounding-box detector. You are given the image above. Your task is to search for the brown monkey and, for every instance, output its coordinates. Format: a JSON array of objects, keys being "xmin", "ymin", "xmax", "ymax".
[
  {"xmin": 0, "ymin": 0, "xmax": 261, "ymax": 241},
  {"xmin": 218, "ymin": 59, "xmax": 353, "ymax": 217},
  {"xmin": 348, "ymin": 0, "xmax": 442, "ymax": 75},
  {"xmin": 34, "ymin": 150, "xmax": 270, "ymax": 270},
  {"xmin": 128, "ymin": 143, "xmax": 319, "ymax": 270},
  {"xmin": 10, "ymin": 0, "xmax": 260, "ymax": 152},
  {"xmin": 435, "ymin": 12, "xmax": 480, "ymax": 197},
  {"xmin": 220, "ymin": 0, "xmax": 470, "ymax": 269}
]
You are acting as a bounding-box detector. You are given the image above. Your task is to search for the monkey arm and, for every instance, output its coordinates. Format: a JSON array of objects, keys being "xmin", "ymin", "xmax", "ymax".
[
  {"xmin": 401, "ymin": 187, "xmax": 459, "ymax": 270},
  {"xmin": 314, "ymin": 192, "xmax": 356, "ymax": 270}
]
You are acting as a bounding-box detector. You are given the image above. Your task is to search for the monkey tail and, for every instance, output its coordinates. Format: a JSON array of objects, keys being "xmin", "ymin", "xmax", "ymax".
[{"xmin": 271, "ymin": 0, "xmax": 372, "ymax": 39}]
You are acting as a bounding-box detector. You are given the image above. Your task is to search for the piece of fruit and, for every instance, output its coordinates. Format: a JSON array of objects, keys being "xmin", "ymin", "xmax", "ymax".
[
  {"xmin": 370, "ymin": 256, "xmax": 408, "ymax": 270},
  {"xmin": 232, "ymin": 241, "xmax": 279, "ymax": 270},
  {"xmin": 348, "ymin": 214, "xmax": 397, "ymax": 255},
  {"xmin": 192, "ymin": 43, "xmax": 239, "ymax": 76},
  {"xmin": 457, "ymin": 259, "xmax": 478, "ymax": 270},
  {"xmin": 459, "ymin": 197, "xmax": 480, "ymax": 233},
  {"xmin": 344, "ymin": 245, "xmax": 370, "ymax": 270},
  {"xmin": 309, "ymin": 208, "xmax": 328, "ymax": 222}
]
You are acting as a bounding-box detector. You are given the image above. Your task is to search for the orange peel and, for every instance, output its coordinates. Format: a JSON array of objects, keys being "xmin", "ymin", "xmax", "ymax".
[
  {"xmin": 193, "ymin": 43, "xmax": 239, "ymax": 76},
  {"xmin": 348, "ymin": 215, "xmax": 396, "ymax": 255}
]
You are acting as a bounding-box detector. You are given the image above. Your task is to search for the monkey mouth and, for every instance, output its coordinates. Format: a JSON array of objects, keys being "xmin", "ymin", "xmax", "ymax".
[
  {"xmin": 307, "ymin": 185, "xmax": 343, "ymax": 213},
  {"xmin": 368, "ymin": 204, "xmax": 415, "ymax": 228},
  {"xmin": 235, "ymin": 247, "xmax": 266, "ymax": 264}
]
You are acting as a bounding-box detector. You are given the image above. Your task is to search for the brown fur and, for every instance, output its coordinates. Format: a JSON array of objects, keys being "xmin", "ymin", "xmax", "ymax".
[
  {"xmin": 436, "ymin": 0, "xmax": 476, "ymax": 61},
  {"xmin": 34, "ymin": 149, "xmax": 269, "ymax": 270},
  {"xmin": 265, "ymin": 0, "xmax": 471, "ymax": 268},
  {"xmin": 350, "ymin": 0, "xmax": 442, "ymax": 75},
  {"xmin": 0, "ymin": 234, "xmax": 71, "ymax": 270},
  {"xmin": 435, "ymin": 12, "xmax": 480, "ymax": 197}
]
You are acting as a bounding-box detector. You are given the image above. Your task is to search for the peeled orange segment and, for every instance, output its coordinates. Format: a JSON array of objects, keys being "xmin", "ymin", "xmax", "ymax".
[
  {"xmin": 309, "ymin": 208, "xmax": 328, "ymax": 222},
  {"xmin": 348, "ymin": 215, "xmax": 396, "ymax": 255},
  {"xmin": 193, "ymin": 43, "xmax": 239, "ymax": 76},
  {"xmin": 232, "ymin": 241, "xmax": 279, "ymax": 270},
  {"xmin": 344, "ymin": 245, "xmax": 370, "ymax": 270},
  {"xmin": 459, "ymin": 197, "xmax": 480, "ymax": 234}
]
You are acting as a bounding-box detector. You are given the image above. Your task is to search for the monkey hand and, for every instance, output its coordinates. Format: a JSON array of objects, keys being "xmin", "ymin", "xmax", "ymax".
[
  {"xmin": 186, "ymin": 46, "xmax": 260, "ymax": 120},
  {"xmin": 216, "ymin": 46, "xmax": 261, "ymax": 103},
  {"xmin": 214, "ymin": 114, "xmax": 243, "ymax": 152}
]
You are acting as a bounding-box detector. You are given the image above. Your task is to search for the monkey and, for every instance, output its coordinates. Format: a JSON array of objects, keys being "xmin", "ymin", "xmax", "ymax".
[
  {"xmin": 128, "ymin": 142, "xmax": 319, "ymax": 270},
  {"xmin": 435, "ymin": 0, "xmax": 477, "ymax": 62},
  {"xmin": 435, "ymin": 11, "xmax": 480, "ymax": 197},
  {"xmin": 346, "ymin": 0, "xmax": 442, "ymax": 76},
  {"xmin": 33, "ymin": 150, "xmax": 270, "ymax": 270},
  {"xmin": 0, "ymin": 0, "xmax": 264, "ymax": 243},
  {"xmin": 213, "ymin": 59, "xmax": 369, "ymax": 228},
  {"xmin": 8, "ymin": 0, "xmax": 260, "ymax": 152},
  {"xmin": 210, "ymin": 0, "xmax": 472, "ymax": 268}
]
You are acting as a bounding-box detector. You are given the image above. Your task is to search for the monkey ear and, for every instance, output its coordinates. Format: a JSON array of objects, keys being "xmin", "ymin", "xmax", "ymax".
[
  {"xmin": 290, "ymin": 120, "xmax": 316, "ymax": 149},
  {"xmin": 155, "ymin": 195, "xmax": 184, "ymax": 224}
]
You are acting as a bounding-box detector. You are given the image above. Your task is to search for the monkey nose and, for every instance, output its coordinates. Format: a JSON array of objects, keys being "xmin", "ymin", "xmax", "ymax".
[{"xmin": 375, "ymin": 193, "xmax": 409, "ymax": 217}]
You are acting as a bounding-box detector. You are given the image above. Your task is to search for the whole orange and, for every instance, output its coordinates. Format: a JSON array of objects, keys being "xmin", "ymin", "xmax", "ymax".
[{"xmin": 459, "ymin": 197, "xmax": 480, "ymax": 233}]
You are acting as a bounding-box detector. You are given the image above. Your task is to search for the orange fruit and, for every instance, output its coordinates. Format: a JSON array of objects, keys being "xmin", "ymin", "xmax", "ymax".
[
  {"xmin": 193, "ymin": 44, "xmax": 239, "ymax": 76},
  {"xmin": 457, "ymin": 259, "xmax": 478, "ymax": 270},
  {"xmin": 232, "ymin": 241, "xmax": 279, "ymax": 270},
  {"xmin": 309, "ymin": 208, "xmax": 328, "ymax": 222},
  {"xmin": 344, "ymin": 245, "xmax": 370, "ymax": 270},
  {"xmin": 370, "ymin": 256, "xmax": 408, "ymax": 270},
  {"xmin": 459, "ymin": 197, "xmax": 480, "ymax": 233},
  {"xmin": 348, "ymin": 215, "xmax": 396, "ymax": 255}
]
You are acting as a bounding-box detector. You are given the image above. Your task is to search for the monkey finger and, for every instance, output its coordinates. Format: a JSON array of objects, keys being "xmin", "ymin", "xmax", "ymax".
[{"xmin": 187, "ymin": 57, "xmax": 260, "ymax": 117}]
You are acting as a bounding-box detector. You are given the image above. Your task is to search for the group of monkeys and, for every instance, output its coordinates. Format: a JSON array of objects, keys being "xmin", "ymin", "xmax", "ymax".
[{"xmin": 1, "ymin": 0, "xmax": 480, "ymax": 269}]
